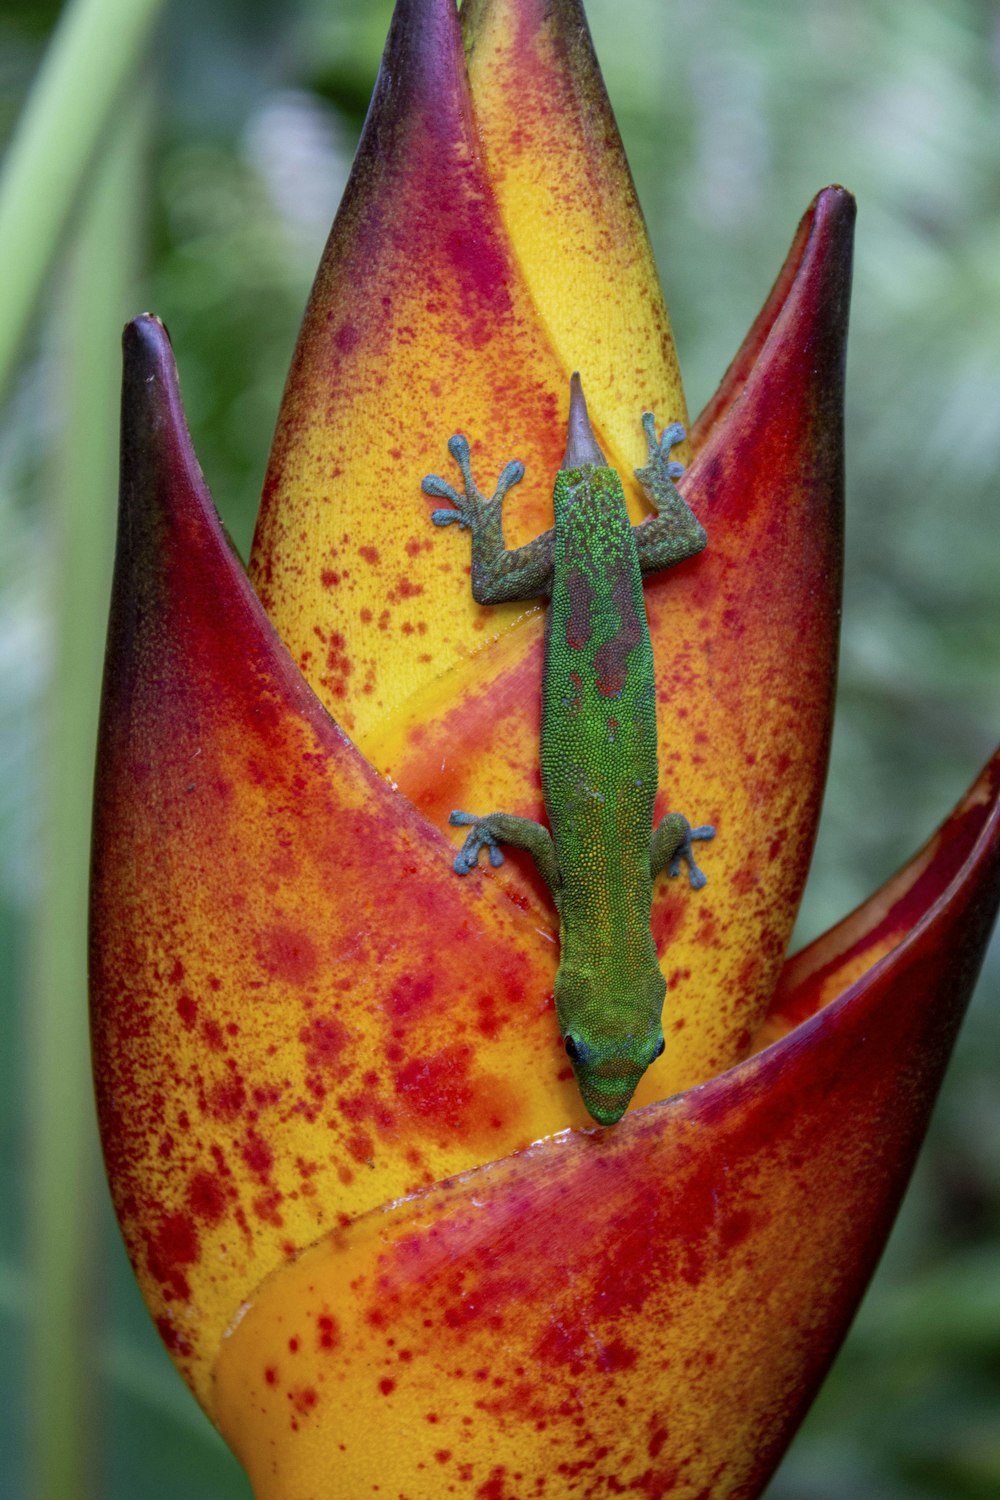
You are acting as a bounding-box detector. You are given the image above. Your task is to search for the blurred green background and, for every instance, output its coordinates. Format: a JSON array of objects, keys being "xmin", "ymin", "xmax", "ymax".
[{"xmin": 1, "ymin": 0, "xmax": 998, "ymax": 1496}]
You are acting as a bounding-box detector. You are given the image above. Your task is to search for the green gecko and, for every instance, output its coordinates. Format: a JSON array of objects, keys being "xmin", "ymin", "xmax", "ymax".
[{"xmin": 422, "ymin": 376, "xmax": 714, "ymax": 1126}]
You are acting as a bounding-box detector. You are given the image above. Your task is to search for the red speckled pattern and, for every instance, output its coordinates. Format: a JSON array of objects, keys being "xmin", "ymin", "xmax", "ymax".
[
  {"xmin": 249, "ymin": 0, "xmax": 689, "ymax": 746},
  {"xmin": 90, "ymin": 318, "xmax": 595, "ymax": 1408},
  {"xmin": 460, "ymin": 0, "xmax": 690, "ymax": 476},
  {"xmin": 757, "ymin": 747, "xmax": 1000, "ymax": 1046},
  {"xmin": 214, "ymin": 753, "xmax": 1000, "ymax": 1498},
  {"xmin": 248, "ymin": 0, "xmax": 573, "ymax": 736},
  {"xmin": 91, "ymin": 3, "xmax": 1000, "ymax": 1491}
]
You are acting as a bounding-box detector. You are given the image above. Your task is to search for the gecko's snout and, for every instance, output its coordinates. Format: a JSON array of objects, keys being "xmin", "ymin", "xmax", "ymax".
[{"xmin": 567, "ymin": 1046, "xmax": 646, "ymax": 1128}]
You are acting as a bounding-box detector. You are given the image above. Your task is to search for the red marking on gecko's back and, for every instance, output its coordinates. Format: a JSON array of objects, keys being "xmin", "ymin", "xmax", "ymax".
[
  {"xmin": 565, "ymin": 566, "xmax": 593, "ymax": 650},
  {"xmin": 594, "ymin": 574, "xmax": 644, "ymax": 698}
]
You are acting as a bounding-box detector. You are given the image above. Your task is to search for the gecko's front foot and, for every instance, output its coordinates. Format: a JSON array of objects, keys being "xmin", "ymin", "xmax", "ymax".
[
  {"xmin": 651, "ymin": 811, "xmax": 716, "ymax": 891},
  {"xmin": 667, "ymin": 823, "xmax": 716, "ymax": 891},
  {"xmin": 448, "ymin": 810, "xmax": 506, "ymax": 874},
  {"xmin": 422, "ymin": 435, "xmax": 524, "ymax": 532}
]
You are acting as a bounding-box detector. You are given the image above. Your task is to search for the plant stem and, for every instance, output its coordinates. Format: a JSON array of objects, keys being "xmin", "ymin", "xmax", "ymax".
[
  {"xmin": 28, "ymin": 79, "xmax": 149, "ymax": 1500},
  {"xmin": 0, "ymin": 0, "xmax": 166, "ymax": 401}
]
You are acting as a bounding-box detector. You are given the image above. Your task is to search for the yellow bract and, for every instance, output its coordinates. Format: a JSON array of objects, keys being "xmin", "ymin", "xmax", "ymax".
[{"xmin": 463, "ymin": 0, "xmax": 690, "ymax": 506}]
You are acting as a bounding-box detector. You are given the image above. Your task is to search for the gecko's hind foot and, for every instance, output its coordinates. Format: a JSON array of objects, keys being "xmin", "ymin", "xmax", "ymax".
[
  {"xmin": 422, "ymin": 465, "xmax": 470, "ymax": 528},
  {"xmin": 423, "ymin": 436, "xmax": 524, "ymax": 532},
  {"xmin": 667, "ymin": 823, "xmax": 716, "ymax": 890},
  {"xmin": 449, "ymin": 810, "xmax": 506, "ymax": 873},
  {"xmin": 638, "ymin": 412, "xmax": 686, "ymax": 483}
]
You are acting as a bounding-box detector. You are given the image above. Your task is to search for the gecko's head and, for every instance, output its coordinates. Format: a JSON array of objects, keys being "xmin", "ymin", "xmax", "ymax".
[{"xmin": 557, "ymin": 966, "xmax": 667, "ymax": 1127}]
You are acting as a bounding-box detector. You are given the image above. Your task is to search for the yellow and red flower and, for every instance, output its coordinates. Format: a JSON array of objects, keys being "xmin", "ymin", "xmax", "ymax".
[{"xmin": 90, "ymin": 1, "xmax": 1000, "ymax": 1496}]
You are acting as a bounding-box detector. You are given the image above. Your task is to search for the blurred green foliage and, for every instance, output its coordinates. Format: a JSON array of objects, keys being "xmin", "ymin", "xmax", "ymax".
[{"xmin": 0, "ymin": 1, "xmax": 997, "ymax": 1496}]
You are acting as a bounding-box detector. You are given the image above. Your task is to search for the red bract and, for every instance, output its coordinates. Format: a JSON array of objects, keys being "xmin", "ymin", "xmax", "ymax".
[{"xmin": 90, "ymin": 1, "xmax": 1000, "ymax": 1496}]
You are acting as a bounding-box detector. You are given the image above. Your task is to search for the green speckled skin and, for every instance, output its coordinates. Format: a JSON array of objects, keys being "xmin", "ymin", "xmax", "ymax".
[
  {"xmin": 543, "ymin": 465, "xmax": 667, "ymax": 1104},
  {"xmin": 423, "ymin": 383, "xmax": 712, "ymax": 1124}
]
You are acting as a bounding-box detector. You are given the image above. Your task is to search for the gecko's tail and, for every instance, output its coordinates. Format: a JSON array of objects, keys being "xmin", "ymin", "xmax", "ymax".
[{"xmin": 561, "ymin": 372, "xmax": 607, "ymax": 470}]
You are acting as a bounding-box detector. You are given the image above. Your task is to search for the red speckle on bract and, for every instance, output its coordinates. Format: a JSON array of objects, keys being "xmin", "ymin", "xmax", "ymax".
[
  {"xmin": 648, "ymin": 1425, "xmax": 669, "ymax": 1459},
  {"xmin": 393, "ymin": 1044, "xmax": 473, "ymax": 1127},
  {"xmin": 187, "ymin": 1169, "xmax": 227, "ymax": 1226},
  {"xmin": 476, "ymin": 994, "xmax": 501, "ymax": 1039},
  {"xmin": 334, "ymin": 320, "xmax": 360, "ymax": 353},
  {"xmin": 387, "ymin": 971, "xmax": 436, "ymax": 1019},
  {"xmin": 720, "ymin": 1210, "xmax": 753, "ymax": 1249},
  {"xmin": 730, "ymin": 863, "xmax": 759, "ymax": 896},
  {"xmin": 387, "ymin": 575, "xmax": 424, "ymax": 605},
  {"xmin": 600, "ymin": 1337, "xmax": 637, "ymax": 1372},
  {"xmin": 379, "ymin": 1376, "xmax": 396, "ymax": 1396},
  {"xmin": 325, "ymin": 629, "xmax": 351, "ymax": 680},
  {"xmin": 289, "ymin": 1386, "xmax": 319, "ymax": 1415},
  {"xmin": 652, "ymin": 898, "xmax": 686, "ymax": 949},
  {"xmin": 534, "ymin": 1318, "xmax": 586, "ymax": 1374},
  {"xmin": 252, "ymin": 1187, "xmax": 284, "ymax": 1227},
  {"xmin": 146, "ymin": 1212, "xmax": 199, "ymax": 1301},
  {"xmin": 264, "ymin": 1365, "xmax": 279, "ymax": 1386},
  {"xmin": 299, "ymin": 1013, "xmax": 352, "ymax": 1074},
  {"xmin": 176, "ymin": 994, "xmax": 197, "ymax": 1028},
  {"xmin": 208, "ymin": 1075, "xmax": 246, "ymax": 1121},
  {"xmin": 241, "ymin": 1132, "xmax": 274, "ymax": 1179},
  {"xmin": 345, "ymin": 1129, "xmax": 374, "ymax": 1164},
  {"xmin": 258, "ymin": 926, "xmax": 318, "ymax": 985},
  {"xmin": 201, "ymin": 1017, "xmax": 225, "ymax": 1051},
  {"xmin": 317, "ymin": 1313, "xmax": 340, "ymax": 1351},
  {"xmin": 476, "ymin": 1466, "xmax": 512, "ymax": 1500},
  {"xmin": 444, "ymin": 213, "xmax": 512, "ymax": 323}
]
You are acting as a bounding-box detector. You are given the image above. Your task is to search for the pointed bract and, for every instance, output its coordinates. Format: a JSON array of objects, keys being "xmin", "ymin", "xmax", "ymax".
[
  {"xmin": 91, "ymin": 318, "xmax": 595, "ymax": 1407},
  {"xmin": 757, "ymin": 746, "xmax": 1000, "ymax": 1050},
  {"xmin": 249, "ymin": 0, "xmax": 571, "ymax": 740},
  {"xmin": 463, "ymin": 0, "xmax": 688, "ymax": 485},
  {"xmin": 89, "ymin": 7, "xmax": 995, "ymax": 1493},
  {"xmin": 214, "ymin": 751, "xmax": 1000, "ymax": 1499}
]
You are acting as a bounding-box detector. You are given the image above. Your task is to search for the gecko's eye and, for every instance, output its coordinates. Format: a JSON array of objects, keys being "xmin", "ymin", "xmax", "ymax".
[
  {"xmin": 653, "ymin": 1036, "xmax": 666, "ymax": 1060},
  {"xmin": 564, "ymin": 1034, "xmax": 588, "ymax": 1065}
]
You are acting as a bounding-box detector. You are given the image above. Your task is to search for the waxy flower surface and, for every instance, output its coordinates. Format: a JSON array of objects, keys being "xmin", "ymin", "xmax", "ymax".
[{"xmin": 90, "ymin": 1, "xmax": 1000, "ymax": 1497}]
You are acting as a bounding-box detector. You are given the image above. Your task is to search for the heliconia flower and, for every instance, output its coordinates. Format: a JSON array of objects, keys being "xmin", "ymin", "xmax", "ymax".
[{"xmin": 89, "ymin": 0, "xmax": 1000, "ymax": 1496}]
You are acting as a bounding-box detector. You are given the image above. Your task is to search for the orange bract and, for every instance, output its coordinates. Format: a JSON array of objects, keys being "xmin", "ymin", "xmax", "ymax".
[
  {"xmin": 93, "ymin": 319, "xmax": 598, "ymax": 1406},
  {"xmin": 90, "ymin": 0, "xmax": 1000, "ymax": 1495},
  {"xmin": 463, "ymin": 0, "xmax": 689, "ymax": 479},
  {"xmin": 214, "ymin": 758, "xmax": 1000, "ymax": 1500}
]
